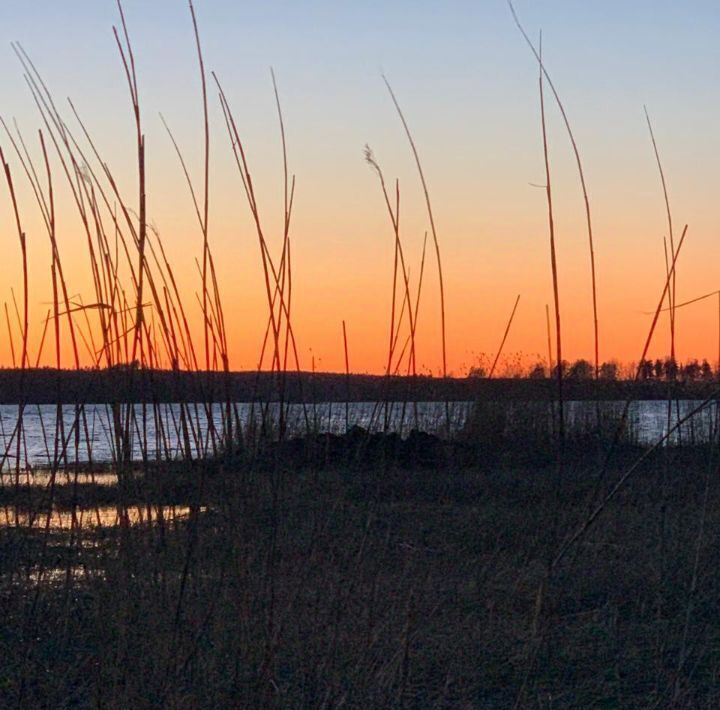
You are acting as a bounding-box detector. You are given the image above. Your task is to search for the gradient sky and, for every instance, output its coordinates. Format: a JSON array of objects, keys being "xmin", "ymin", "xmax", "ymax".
[{"xmin": 0, "ymin": 1, "xmax": 719, "ymax": 374}]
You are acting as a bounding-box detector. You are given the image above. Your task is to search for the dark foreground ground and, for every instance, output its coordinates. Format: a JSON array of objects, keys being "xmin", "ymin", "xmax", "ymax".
[{"xmin": 1, "ymin": 434, "xmax": 720, "ymax": 708}]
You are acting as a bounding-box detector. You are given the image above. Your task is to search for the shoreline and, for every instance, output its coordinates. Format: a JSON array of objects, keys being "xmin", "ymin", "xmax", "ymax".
[{"xmin": 0, "ymin": 367, "xmax": 719, "ymax": 404}]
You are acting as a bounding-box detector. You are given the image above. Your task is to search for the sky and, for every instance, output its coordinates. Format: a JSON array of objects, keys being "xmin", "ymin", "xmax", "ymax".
[{"xmin": 0, "ymin": 1, "xmax": 719, "ymax": 375}]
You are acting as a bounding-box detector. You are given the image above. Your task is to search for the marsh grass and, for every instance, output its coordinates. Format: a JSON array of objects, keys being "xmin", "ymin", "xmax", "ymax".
[{"xmin": 3, "ymin": 446, "xmax": 720, "ymax": 707}]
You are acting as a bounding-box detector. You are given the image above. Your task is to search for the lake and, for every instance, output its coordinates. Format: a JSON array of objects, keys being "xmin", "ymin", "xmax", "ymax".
[{"xmin": 0, "ymin": 399, "xmax": 718, "ymax": 469}]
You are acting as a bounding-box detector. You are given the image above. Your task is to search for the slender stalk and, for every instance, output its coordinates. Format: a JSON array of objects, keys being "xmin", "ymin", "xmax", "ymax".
[
  {"xmin": 4, "ymin": 304, "xmax": 16, "ymax": 367},
  {"xmin": 488, "ymin": 295, "xmax": 521, "ymax": 379},
  {"xmin": 342, "ymin": 321, "xmax": 350, "ymax": 433},
  {"xmin": 114, "ymin": 1, "xmax": 146, "ymax": 368},
  {"xmin": 538, "ymin": 39, "xmax": 564, "ymax": 440},
  {"xmin": 645, "ymin": 107, "xmax": 676, "ymax": 362},
  {"xmin": 365, "ymin": 148, "xmax": 417, "ymax": 376},
  {"xmin": 545, "ymin": 303, "xmax": 553, "ymax": 375},
  {"xmin": 508, "ymin": 1, "xmax": 599, "ymax": 380},
  {"xmin": 381, "ymin": 77, "xmax": 449, "ymax": 429},
  {"xmin": 189, "ymin": 0, "xmax": 213, "ymax": 372}
]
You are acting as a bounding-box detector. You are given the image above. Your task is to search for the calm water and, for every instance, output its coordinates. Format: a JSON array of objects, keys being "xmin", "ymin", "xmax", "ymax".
[{"xmin": 0, "ymin": 399, "xmax": 718, "ymax": 469}]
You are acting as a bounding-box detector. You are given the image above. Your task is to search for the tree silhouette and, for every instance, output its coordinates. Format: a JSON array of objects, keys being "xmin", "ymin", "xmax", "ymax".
[
  {"xmin": 599, "ymin": 361, "xmax": 619, "ymax": 381},
  {"xmin": 568, "ymin": 358, "xmax": 593, "ymax": 380},
  {"xmin": 639, "ymin": 359, "xmax": 654, "ymax": 381},
  {"xmin": 664, "ymin": 357, "xmax": 678, "ymax": 381}
]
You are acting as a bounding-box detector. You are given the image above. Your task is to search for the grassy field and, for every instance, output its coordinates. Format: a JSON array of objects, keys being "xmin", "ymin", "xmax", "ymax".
[{"xmin": 1, "ymin": 436, "xmax": 719, "ymax": 708}]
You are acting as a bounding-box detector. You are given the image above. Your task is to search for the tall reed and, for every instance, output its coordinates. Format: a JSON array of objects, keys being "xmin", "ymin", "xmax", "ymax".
[
  {"xmin": 488, "ymin": 295, "xmax": 520, "ymax": 379},
  {"xmin": 538, "ymin": 38, "xmax": 564, "ymax": 441},
  {"xmin": 508, "ymin": 1, "xmax": 599, "ymax": 380},
  {"xmin": 382, "ymin": 78, "xmax": 450, "ymax": 432}
]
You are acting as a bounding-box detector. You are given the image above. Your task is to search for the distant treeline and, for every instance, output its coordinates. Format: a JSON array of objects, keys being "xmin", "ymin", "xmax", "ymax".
[
  {"xmin": 469, "ymin": 356, "xmax": 720, "ymax": 382},
  {"xmin": 0, "ymin": 365, "xmax": 719, "ymax": 404}
]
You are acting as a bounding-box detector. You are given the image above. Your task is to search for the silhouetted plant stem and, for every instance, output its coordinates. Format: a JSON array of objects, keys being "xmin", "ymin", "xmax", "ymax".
[{"xmin": 488, "ymin": 295, "xmax": 520, "ymax": 379}]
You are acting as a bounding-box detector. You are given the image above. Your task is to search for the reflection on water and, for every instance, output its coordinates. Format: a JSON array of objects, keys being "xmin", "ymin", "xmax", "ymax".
[
  {"xmin": 0, "ymin": 400, "xmax": 718, "ymax": 469},
  {"xmin": 0, "ymin": 470, "xmax": 118, "ymax": 487},
  {"xmin": 0, "ymin": 504, "xmax": 201, "ymax": 530},
  {"xmin": 0, "ymin": 401, "xmax": 472, "ymax": 469},
  {"xmin": 1, "ymin": 503, "xmax": 207, "ymax": 588},
  {"xmin": 25, "ymin": 566, "xmax": 95, "ymax": 585}
]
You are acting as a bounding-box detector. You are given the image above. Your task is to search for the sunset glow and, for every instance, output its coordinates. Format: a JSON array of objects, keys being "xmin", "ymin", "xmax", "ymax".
[{"xmin": 1, "ymin": 0, "xmax": 719, "ymax": 374}]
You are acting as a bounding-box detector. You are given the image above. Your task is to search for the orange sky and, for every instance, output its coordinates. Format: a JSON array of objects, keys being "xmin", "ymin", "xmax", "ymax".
[{"xmin": 1, "ymin": 1, "xmax": 719, "ymax": 375}]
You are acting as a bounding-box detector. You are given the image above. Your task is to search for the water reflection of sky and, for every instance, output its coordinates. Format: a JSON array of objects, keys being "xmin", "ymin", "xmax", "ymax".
[
  {"xmin": 0, "ymin": 400, "xmax": 718, "ymax": 469},
  {"xmin": 0, "ymin": 505, "xmax": 201, "ymax": 530}
]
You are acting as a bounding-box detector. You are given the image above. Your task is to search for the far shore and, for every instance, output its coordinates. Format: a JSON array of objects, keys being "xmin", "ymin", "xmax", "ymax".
[{"xmin": 0, "ymin": 367, "xmax": 718, "ymax": 404}]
